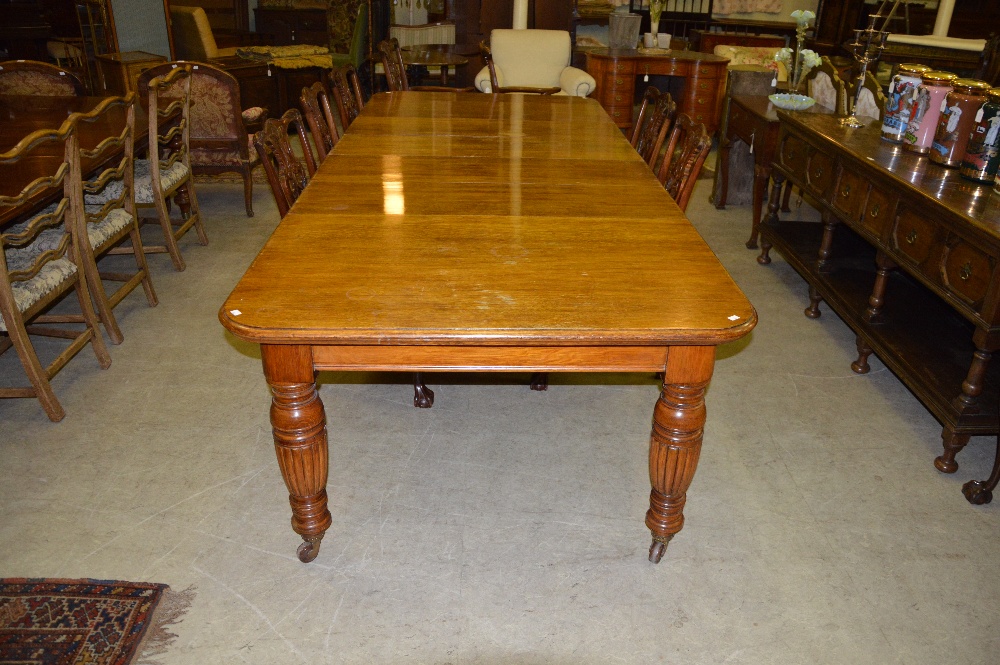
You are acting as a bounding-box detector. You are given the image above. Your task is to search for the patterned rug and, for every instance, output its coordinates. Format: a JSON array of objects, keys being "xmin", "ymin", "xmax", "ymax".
[{"xmin": 0, "ymin": 579, "xmax": 193, "ymax": 665}]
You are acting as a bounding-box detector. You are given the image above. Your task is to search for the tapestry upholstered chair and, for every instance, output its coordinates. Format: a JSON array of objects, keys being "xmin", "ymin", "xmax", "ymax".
[
  {"xmin": 377, "ymin": 38, "xmax": 475, "ymax": 92},
  {"xmin": 0, "ymin": 117, "xmax": 111, "ymax": 421},
  {"xmin": 0, "ymin": 59, "xmax": 85, "ymax": 96},
  {"xmin": 475, "ymin": 29, "xmax": 595, "ymax": 97},
  {"xmin": 168, "ymin": 6, "xmax": 240, "ymax": 61},
  {"xmin": 300, "ymin": 82, "xmax": 340, "ymax": 162},
  {"xmin": 88, "ymin": 65, "xmax": 207, "ymax": 272},
  {"xmin": 805, "ymin": 56, "xmax": 848, "ymax": 116},
  {"xmin": 139, "ymin": 61, "xmax": 265, "ymax": 217},
  {"xmin": 73, "ymin": 94, "xmax": 157, "ymax": 345},
  {"xmin": 330, "ymin": 65, "xmax": 365, "ymax": 131},
  {"xmin": 656, "ymin": 113, "xmax": 711, "ymax": 213},
  {"xmin": 629, "ymin": 86, "xmax": 677, "ymax": 171}
]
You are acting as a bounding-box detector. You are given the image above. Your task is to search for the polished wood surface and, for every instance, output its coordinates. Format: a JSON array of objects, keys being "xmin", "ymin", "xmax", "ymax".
[
  {"xmin": 583, "ymin": 48, "xmax": 729, "ymax": 133},
  {"xmin": 220, "ymin": 91, "xmax": 756, "ymax": 563},
  {"xmin": 757, "ymin": 110, "xmax": 1000, "ymax": 495}
]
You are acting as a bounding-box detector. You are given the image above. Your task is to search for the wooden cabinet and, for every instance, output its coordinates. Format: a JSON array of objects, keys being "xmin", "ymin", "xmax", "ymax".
[
  {"xmin": 172, "ymin": 0, "xmax": 249, "ymax": 33},
  {"xmin": 95, "ymin": 51, "xmax": 167, "ymax": 95},
  {"xmin": 757, "ymin": 111, "xmax": 1000, "ymax": 483},
  {"xmin": 254, "ymin": 7, "xmax": 328, "ymax": 47}
]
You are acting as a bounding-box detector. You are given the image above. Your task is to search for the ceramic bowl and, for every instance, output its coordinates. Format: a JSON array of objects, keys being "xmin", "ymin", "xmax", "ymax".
[{"xmin": 768, "ymin": 93, "xmax": 816, "ymax": 111}]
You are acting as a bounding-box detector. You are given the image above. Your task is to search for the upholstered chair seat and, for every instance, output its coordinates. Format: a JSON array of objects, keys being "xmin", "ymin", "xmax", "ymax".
[
  {"xmin": 475, "ymin": 29, "xmax": 595, "ymax": 97},
  {"xmin": 85, "ymin": 159, "xmax": 190, "ymax": 206}
]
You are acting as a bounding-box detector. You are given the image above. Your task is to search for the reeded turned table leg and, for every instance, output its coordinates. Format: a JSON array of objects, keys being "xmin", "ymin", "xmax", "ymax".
[
  {"xmin": 646, "ymin": 346, "xmax": 715, "ymax": 563},
  {"xmin": 262, "ymin": 344, "xmax": 333, "ymax": 563}
]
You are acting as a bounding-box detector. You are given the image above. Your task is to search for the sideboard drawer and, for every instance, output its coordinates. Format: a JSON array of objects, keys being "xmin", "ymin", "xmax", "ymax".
[
  {"xmin": 780, "ymin": 134, "xmax": 808, "ymax": 173},
  {"xmin": 942, "ymin": 239, "xmax": 994, "ymax": 308},
  {"xmin": 861, "ymin": 187, "xmax": 896, "ymax": 238},
  {"xmin": 833, "ymin": 168, "xmax": 867, "ymax": 221},
  {"xmin": 892, "ymin": 209, "xmax": 940, "ymax": 268},
  {"xmin": 807, "ymin": 150, "xmax": 835, "ymax": 200}
]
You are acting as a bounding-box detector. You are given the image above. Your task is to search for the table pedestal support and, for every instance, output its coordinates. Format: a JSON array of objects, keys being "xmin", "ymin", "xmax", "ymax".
[
  {"xmin": 263, "ymin": 344, "xmax": 332, "ymax": 563},
  {"xmin": 646, "ymin": 346, "xmax": 715, "ymax": 563}
]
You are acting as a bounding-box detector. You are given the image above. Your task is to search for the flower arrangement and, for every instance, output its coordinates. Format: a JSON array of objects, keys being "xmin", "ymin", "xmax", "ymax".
[{"xmin": 775, "ymin": 9, "xmax": 820, "ymax": 93}]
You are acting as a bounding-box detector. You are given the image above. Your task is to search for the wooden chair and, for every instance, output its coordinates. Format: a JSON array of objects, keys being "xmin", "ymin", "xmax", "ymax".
[
  {"xmin": 300, "ymin": 81, "xmax": 340, "ymax": 162},
  {"xmin": 656, "ymin": 113, "xmax": 711, "ymax": 213},
  {"xmin": 849, "ymin": 69, "xmax": 887, "ymax": 121},
  {"xmin": 0, "ymin": 118, "xmax": 111, "ymax": 421},
  {"xmin": 0, "ymin": 59, "xmax": 84, "ymax": 96},
  {"xmin": 131, "ymin": 64, "xmax": 207, "ymax": 271},
  {"xmin": 72, "ymin": 93, "xmax": 157, "ymax": 345},
  {"xmin": 330, "ymin": 65, "xmax": 365, "ymax": 131},
  {"xmin": 629, "ymin": 86, "xmax": 677, "ymax": 170},
  {"xmin": 804, "ymin": 56, "xmax": 848, "ymax": 116},
  {"xmin": 253, "ymin": 111, "xmax": 433, "ymax": 407},
  {"xmin": 141, "ymin": 62, "xmax": 266, "ymax": 218},
  {"xmin": 252, "ymin": 109, "xmax": 316, "ymax": 218},
  {"xmin": 377, "ymin": 38, "xmax": 474, "ymax": 92}
]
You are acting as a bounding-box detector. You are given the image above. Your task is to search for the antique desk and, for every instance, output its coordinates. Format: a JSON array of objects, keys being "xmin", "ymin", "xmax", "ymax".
[
  {"xmin": 583, "ymin": 48, "xmax": 729, "ymax": 133},
  {"xmin": 219, "ymin": 92, "xmax": 756, "ymax": 564},
  {"xmin": 719, "ymin": 95, "xmax": 832, "ymax": 250},
  {"xmin": 757, "ymin": 111, "xmax": 1000, "ymax": 499}
]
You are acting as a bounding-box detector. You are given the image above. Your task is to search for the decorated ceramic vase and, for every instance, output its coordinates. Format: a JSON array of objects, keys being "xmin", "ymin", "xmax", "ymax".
[
  {"xmin": 930, "ymin": 79, "xmax": 991, "ymax": 167},
  {"xmin": 903, "ymin": 71, "xmax": 957, "ymax": 154},
  {"xmin": 881, "ymin": 63, "xmax": 932, "ymax": 143},
  {"xmin": 960, "ymin": 88, "xmax": 1000, "ymax": 183}
]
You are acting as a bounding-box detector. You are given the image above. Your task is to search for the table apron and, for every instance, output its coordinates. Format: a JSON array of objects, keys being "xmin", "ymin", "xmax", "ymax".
[{"xmin": 310, "ymin": 344, "xmax": 670, "ymax": 372}]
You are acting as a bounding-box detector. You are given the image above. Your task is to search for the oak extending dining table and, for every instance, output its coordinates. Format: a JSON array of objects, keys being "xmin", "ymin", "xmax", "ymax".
[{"xmin": 219, "ymin": 91, "xmax": 756, "ymax": 564}]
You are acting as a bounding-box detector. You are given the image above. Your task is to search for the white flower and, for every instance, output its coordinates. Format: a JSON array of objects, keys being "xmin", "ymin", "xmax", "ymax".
[
  {"xmin": 801, "ymin": 49, "xmax": 822, "ymax": 69},
  {"xmin": 790, "ymin": 9, "xmax": 816, "ymax": 25}
]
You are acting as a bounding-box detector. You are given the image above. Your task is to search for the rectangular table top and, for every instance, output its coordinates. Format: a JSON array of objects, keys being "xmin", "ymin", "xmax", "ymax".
[{"xmin": 221, "ymin": 92, "xmax": 755, "ymax": 348}]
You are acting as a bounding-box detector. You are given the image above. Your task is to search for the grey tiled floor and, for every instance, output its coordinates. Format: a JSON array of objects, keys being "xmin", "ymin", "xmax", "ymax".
[{"xmin": 1, "ymin": 180, "xmax": 997, "ymax": 664}]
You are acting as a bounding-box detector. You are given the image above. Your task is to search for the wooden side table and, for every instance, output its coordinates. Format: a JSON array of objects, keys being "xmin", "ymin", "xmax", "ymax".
[{"xmin": 96, "ymin": 51, "xmax": 168, "ymax": 96}]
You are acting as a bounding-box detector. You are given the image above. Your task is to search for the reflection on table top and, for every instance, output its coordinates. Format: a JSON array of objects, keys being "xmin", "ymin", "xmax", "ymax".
[{"xmin": 222, "ymin": 91, "xmax": 755, "ymax": 347}]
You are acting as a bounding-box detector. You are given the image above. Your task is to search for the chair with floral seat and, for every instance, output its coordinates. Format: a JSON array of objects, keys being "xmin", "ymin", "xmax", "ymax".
[
  {"xmin": 0, "ymin": 59, "xmax": 84, "ymax": 96},
  {"xmin": 73, "ymin": 93, "xmax": 157, "ymax": 345},
  {"xmin": 0, "ymin": 118, "xmax": 111, "ymax": 421},
  {"xmin": 139, "ymin": 61, "xmax": 265, "ymax": 217}
]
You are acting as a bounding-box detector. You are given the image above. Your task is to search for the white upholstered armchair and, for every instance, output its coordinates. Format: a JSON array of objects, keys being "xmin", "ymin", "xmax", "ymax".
[{"xmin": 475, "ymin": 29, "xmax": 595, "ymax": 97}]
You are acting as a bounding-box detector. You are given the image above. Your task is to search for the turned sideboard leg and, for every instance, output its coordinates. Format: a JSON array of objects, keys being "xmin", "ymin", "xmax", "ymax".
[
  {"xmin": 757, "ymin": 173, "xmax": 784, "ymax": 264},
  {"xmin": 646, "ymin": 346, "xmax": 715, "ymax": 563},
  {"xmin": 262, "ymin": 344, "xmax": 333, "ymax": 563}
]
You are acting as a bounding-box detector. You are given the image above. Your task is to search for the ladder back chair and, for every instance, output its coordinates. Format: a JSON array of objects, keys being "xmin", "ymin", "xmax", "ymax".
[
  {"xmin": 0, "ymin": 59, "xmax": 85, "ymax": 96},
  {"xmin": 330, "ymin": 65, "xmax": 365, "ymax": 131},
  {"xmin": 630, "ymin": 86, "xmax": 677, "ymax": 170},
  {"xmin": 656, "ymin": 112, "xmax": 711, "ymax": 212},
  {"xmin": 300, "ymin": 81, "xmax": 340, "ymax": 162},
  {"xmin": 0, "ymin": 118, "xmax": 111, "ymax": 421},
  {"xmin": 91, "ymin": 64, "xmax": 207, "ymax": 272},
  {"xmin": 73, "ymin": 93, "xmax": 157, "ymax": 345}
]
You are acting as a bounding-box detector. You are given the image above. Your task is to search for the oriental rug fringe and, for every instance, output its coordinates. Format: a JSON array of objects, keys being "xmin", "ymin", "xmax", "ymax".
[{"xmin": 0, "ymin": 578, "xmax": 194, "ymax": 665}]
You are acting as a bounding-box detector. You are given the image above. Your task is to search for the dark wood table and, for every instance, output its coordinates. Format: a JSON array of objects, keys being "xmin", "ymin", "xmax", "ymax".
[
  {"xmin": 219, "ymin": 91, "xmax": 757, "ymax": 564},
  {"xmin": 401, "ymin": 45, "xmax": 469, "ymax": 86},
  {"xmin": 757, "ymin": 110, "xmax": 1000, "ymax": 499},
  {"xmin": 582, "ymin": 47, "xmax": 729, "ymax": 133},
  {"xmin": 717, "ymin": 95, "xmax": 833, "ymax": 250}
]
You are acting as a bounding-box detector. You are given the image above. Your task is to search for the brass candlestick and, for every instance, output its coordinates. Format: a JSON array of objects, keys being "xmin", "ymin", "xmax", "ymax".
[{"xmin": 842, "ymin": 0, "xmax": 902, "ymax": 128}]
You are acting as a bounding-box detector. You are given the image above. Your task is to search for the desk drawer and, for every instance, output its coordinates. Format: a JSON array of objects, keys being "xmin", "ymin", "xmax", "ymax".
[
  {"xmin": 727, "ymin": 103, "xmax": 759, "ymax": 144},
  {"xmin": 807, "ymin": 149, "xmax": 835, "ymax": 199},
  {"xmin": 861, "ymin": 187, "xmax": 896, "ymax": 238},
  {"xmin": 779, "ymin": 134, "xmax": 808, "ymax": 173},
  {"xmin": 892, "ymin": 209, "xmax": 940, "ymax": 269}
]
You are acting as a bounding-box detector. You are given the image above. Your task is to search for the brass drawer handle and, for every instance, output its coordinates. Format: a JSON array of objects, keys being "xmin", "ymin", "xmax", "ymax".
[
  {"xmin": 615, "ymin": 95, "xmax": 622, "ymax": 102},
  {"xmin": 700, "ymin": 67, "xmax": 710, "ymax": 74},
  {"xmin": 841, "ymin": 183, "xmax": 852, "ymax": 198},
  {"xmin": 960, "ymin": 261, "xmax": 973, "ymax": 281},
  {"xmin": 699, "ymin": 82, "xmax": 708, "ymax": 89},
  {"xmin": 814, "ymin": 167, "xmax": 824, "ymax": 178},
  {"xmin": 870, "ymin": 203, "xmax": 880, "ymax": 217},
  {"xmin": 616, "ymin": 78, "xmax": 623, "ymax": 85},
  {"xmin": 613, "ymin": 110, "xmax": 621, "ymax": 117},
  {"xmin": 696, "ymin": 114, "xmax": 703, "ymax": 121},
  {"xmin": 906, "ymin": 229, "xmax": 917, "ymax": 244},
  {"xmin": 786, "ymin": 150, "xmax": 796, "ymax": 162},
  {"xmin": 697, "ymin": 98, "xmax": 706, "ymax": 105}
]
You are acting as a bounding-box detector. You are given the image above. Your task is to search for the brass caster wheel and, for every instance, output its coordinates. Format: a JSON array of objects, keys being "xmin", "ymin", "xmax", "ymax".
[{"xmin": 297, "ymin": 538, "xmax": 322, "ymax": 563}]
